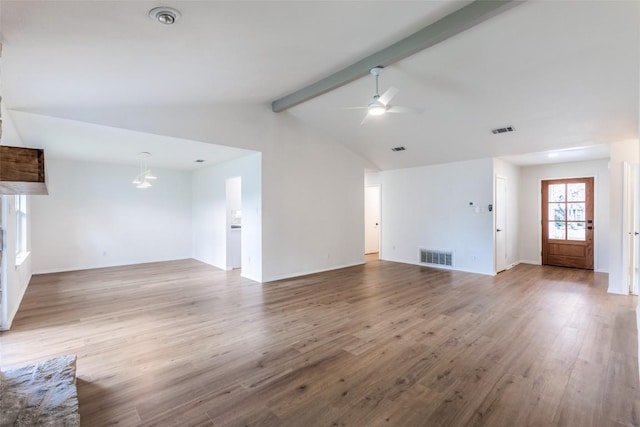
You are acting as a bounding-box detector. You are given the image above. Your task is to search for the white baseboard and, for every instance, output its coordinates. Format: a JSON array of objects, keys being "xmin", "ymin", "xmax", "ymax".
[
  {"xmin": 262, "ymin": 261, "xmax": 366, "ymax": 283},
  {"xmin": 607, "ymin": 286, "xmax": 629, "ymax": 295},
  {"xmin": 3, "ymin": 272, "xmax": 32, "ymax": 331},
  {"xmin": 504, "ymin": 262, "xmax": 519, "ymax": 271},
  {"xmin": 33, "ymin": 257, "xmax": 192, "ymax": 275},
  {"xmin": 380, "ymin": 257, "xmax": 495, "ymax": 276},
  {"xmin": 240, "ymin": 271, "xmax": 262, "ymax": 283}
]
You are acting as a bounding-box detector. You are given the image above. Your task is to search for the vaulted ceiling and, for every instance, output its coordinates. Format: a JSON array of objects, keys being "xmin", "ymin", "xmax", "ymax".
[{"xmin": 1, "ymin": 1, "xmax": 637, "ymax": 170}]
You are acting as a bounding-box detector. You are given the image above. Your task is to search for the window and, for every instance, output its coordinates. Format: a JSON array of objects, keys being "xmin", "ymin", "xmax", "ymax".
[
  {"xmin": 547, "ymin": 182, "xmax": 586, "ymax": 241},
  {"xmin": 16, "ymin": 195, "xmax": 27, "ymax": 255}
]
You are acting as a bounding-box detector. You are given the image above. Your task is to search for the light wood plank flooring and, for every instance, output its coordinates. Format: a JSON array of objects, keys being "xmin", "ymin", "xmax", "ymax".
[{"xmin": 1, "ymin": 257, "xmax": 639, "ymax": 426}]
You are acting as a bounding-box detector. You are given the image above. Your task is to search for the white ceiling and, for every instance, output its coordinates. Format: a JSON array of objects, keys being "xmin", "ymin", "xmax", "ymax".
[
  {"xmin": 499, "ymin": 144, "xmax": 612, "ymax": 167},
  {"xmin": 2, "ymin": 1, "xmax": 463, "ymax": 108},
  {"xmin": 8, "ymin": 111, "xmax": 251, "ymax": 170},
  {"xmin": 1, "ymin": 1, "xmax": 637, "ymax": 170}
]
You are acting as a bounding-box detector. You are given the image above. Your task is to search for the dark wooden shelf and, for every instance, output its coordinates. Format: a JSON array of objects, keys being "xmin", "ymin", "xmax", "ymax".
[{"xmin": 0, "ymin": 146, "xmax": 47, "ymax": 195}]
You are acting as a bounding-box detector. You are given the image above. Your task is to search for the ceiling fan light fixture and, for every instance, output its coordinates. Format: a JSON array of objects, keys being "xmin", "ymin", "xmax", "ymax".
[
  {"xmin": 368, "ymin": 97, "xmax": 386, "ymax": 116},
  {"xmin": 368, "ymin": 105, "xmax": 386, "ymax": 116}
]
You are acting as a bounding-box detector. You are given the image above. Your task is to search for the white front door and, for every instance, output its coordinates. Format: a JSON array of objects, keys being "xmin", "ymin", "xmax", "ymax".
[
  {"xmin": 364, "ymin": 186, "xmax": 380, "ymax": 255},
  {"xmin": 495, "ymin": 177, "xmax": 507, "ymax": 273}
]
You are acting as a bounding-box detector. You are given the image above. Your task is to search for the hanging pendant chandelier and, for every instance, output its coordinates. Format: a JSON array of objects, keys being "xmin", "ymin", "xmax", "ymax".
[{"xmin": 132, "ymin": 152, "xmax": 157, "ymax": 189}]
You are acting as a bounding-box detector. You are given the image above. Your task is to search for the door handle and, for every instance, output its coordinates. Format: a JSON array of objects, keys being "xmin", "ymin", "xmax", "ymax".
[
  {"xmin": 635, "ymin": 232, "xmax": 639, "ymax": 236},
  {"xmin": 496, "ymin": 229, "xmax": 502, "ymax": 232}
]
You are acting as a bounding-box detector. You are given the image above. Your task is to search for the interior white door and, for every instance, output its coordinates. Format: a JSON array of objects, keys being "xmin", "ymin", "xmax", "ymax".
[
  {"xmin": 364, "ymin": 186, "xmax": 380, "ymax": 255},
  {"xmin": 622, "ymin": 162, "xmax": 638, "ymax": 294},
  {"xmin": 635, "ymin": 164, "xmax": 640, "ymax": 294},
  {"xmin": 495, "ymin": 177, "xmax": 507, "ymax": 273},
  {"xmin": 629, "ymin": 164, "xmax": 639, "ymax": 294}
]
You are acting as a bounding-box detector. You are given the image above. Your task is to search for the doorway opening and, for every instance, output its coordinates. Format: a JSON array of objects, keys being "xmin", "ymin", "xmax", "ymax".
[
  {"xmin": 365, "ymin": 185, "xmax": 380, "ymax": 256},
  {"xmin": 541, "ymin": 177, "xmax": 594, "ymax": 269},
  {"xmin": 226, "ymin": 176, "xmax": 242, "ymax": 270}
]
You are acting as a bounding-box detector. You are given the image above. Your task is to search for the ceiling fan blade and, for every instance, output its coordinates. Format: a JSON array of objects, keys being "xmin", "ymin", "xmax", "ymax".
[
  {"xmin": 387, "ymin": 105, "xmax": 424, "ymax": 114},
  {"xmin": 341, "ymin": 106, "xmax": 368, "ymax": 110},
  {"xmin": 379, "ymin": 86, "xmax": 399, "ymax": 106}
]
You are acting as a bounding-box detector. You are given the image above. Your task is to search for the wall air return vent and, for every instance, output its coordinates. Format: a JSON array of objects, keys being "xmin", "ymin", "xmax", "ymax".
[
  {"xmin": 391, "ymin": 146, "xmax": 406, "ymax": 152},
  {"xmin": 419, "ymin": 248, "xmax": 453, "ymax": 267},
  {"xmin": 491, "ymin": 126, "xmax": 515, "ymax": 135}
]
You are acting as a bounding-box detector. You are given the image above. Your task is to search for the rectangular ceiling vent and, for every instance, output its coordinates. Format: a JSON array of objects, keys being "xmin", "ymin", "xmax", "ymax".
[
  {"xmin": 419, "ymin": 248, "xmax": 453, "ymax": 267},
  {"xmin": 391, "ymin": 146, "xmax": 406, "ymax": 152},
  {"xmin": 491, "ymin": 126, "xmax": 515, "ymax": 135}
]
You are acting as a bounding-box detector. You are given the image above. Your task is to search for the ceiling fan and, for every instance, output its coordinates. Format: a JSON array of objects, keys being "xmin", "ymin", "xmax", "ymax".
[{"xmin": 348, "ymin": 67, "xmax": 424, "ymax": 125}]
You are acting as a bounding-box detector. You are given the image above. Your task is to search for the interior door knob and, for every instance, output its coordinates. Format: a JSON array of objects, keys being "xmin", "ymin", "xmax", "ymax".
[
  {"xmin": 635, "ymin": 232, "xmax": 639, "ymax": 236},
  {"xmin": 497, "ymin": 229, "xmax": 502, "ymax": 232}
]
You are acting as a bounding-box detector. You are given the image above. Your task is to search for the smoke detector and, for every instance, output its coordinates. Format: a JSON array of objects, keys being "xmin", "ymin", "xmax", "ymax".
[{"xmin": 149, "ymin": 7, "xmax": 181, "ymax": 25}]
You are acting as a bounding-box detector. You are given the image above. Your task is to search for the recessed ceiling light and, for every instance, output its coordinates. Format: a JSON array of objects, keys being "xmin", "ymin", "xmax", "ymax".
[{"xmin": 149, "ymin": 7, "xmax": 181, "ymax": 25}]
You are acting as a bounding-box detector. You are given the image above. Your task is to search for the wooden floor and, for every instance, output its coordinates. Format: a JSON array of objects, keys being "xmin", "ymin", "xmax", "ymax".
[{"xmin": 1, "ymin": 257, "xmax": 639, "ymax": 426}]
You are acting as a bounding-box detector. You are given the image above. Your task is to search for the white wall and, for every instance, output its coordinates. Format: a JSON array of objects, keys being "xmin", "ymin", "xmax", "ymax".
[
  {"xmin": 192, "ymin": 153, "xmax": 262, "ymax": 282},
  {"xmin": 518, "ymin": 159, "xmax": 610, "ymax": 272},
  {"xmin": 1, "ymin": 195, "xmax": 33, "ymax": 330},
  {"xmin": 30, "ymin": 158, "xmax": 192, "ymax": 274},
  {"xmin": 609, "ymin": 140, "xmax": 639, "ymax": 294},
  {"xmin": 365, "ymin": 171, "xmax": 381, "ymax": 187},
  {"xmin": 494, "ymin": 159, "xmax": 521, "ymax": 270},
  {"xmin": 260, "ymin": 114, "xmax": 366, "ymax": 281},
  {"xmin": 380, "ymin": 158, "xmax": 495, "ymax": 275},
  {"xmin": 0, "ymin": 109, "xmax": 31, "ymax": 329},
  {"xmin": 25, "ymin": 105, "xmax": 371, "ymax": 283},
  {"xmin": 1, "ymin": 112, "xmax": 33, "ymax": 330}
]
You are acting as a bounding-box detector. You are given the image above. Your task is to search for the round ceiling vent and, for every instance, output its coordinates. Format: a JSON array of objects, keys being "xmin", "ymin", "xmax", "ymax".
[{"xmin": 148, "ymin": 7, "xmax": 181, "ymax": 25}]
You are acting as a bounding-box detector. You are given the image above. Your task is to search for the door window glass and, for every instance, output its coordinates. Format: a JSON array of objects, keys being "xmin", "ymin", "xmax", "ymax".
[
  {"xmin": 549, "ymin": 184, "xmax": 565, "ymax": 202},
  {"xmin": 549, "ymin": 222, "xmax": 565, "ymax": 240},
  {"xmin": 567, "ymin": 183, "xmax": 585, "ymax": 202},
  {"xmin": 547, "ymin": 183, "xmax": 586, "ymax": 241},
  {"xmin": 567, "ymin": 222, "xmax": 586, "ymax": 241}
]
